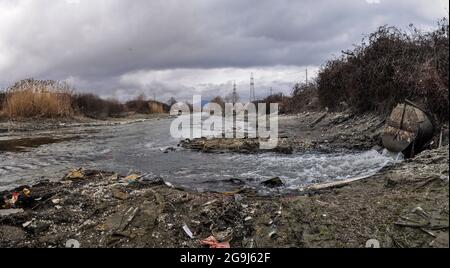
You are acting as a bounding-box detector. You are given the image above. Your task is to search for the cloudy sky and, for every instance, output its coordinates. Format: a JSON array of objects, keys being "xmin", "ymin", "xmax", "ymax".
[{"xmin": 0, "ymin": 0, "xmax": 448, "ymax": 102}]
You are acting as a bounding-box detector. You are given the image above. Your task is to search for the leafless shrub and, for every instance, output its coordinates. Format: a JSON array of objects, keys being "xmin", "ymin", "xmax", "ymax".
[
  {"xmin": 284, "ymin": 82, "xmax": 320, "ymax": 113},
  {"xmin": 72, "ymin": 93, "xmax": 126, "ymax": 118},
  {"xmin": 317, "ymin": 18, "xmax": 449, "ymax": 122},
  {"xmin": 126, "ymin": 94, "xmax": 169, "ymax": 114}
]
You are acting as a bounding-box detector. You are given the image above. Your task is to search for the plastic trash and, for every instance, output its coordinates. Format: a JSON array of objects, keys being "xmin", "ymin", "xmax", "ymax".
[
  {"xmin": 65, "ymin": 168, "xmax": 85, "ymax": 180},
  {"xmin": 65, "ymin": 239, "xmax": 81, "ymax": 248},
  {"xmin": 3, "ymin": 192, "xmax": 20, "ymax": 209},
  {"xmin": 200, "ymin": 236, "xmax": 230, "ymax": 248},
  {"xmin": 123, "ymin": 174, "xmax": 140, "ymax": 182},
  {"xmin": 182, "ymin": 224, "xmax": 194, "ymax": 239},
  {"xmin": 22, "ymin": 219, "xmax": 34, "ymax": 228},
  {"xmin": 22, "ymin": 188, "xmax": 31, "ymax": 198}
]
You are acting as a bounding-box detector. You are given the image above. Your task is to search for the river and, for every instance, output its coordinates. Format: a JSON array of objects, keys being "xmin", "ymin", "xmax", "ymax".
[{"xmin": 0, "ymin": 116, "xmax": 402, "ymax": 193}]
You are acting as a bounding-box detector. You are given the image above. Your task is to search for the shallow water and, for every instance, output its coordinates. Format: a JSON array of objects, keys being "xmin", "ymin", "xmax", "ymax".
[{"xmin": 0, "ymin": 117, "xmax": 402, "ymax": 192}]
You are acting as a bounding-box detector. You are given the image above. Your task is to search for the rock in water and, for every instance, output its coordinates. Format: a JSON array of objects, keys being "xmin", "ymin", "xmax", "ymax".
[{"xmin": 261, "ymin": 177, "xmax": 284, "ymax": 188}]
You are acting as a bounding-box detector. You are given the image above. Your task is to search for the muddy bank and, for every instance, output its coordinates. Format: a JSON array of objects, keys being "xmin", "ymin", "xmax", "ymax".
[
  {"xmin": 0, "ymin": 110, "xmax": 448, "ymax": 248},
  {"xmin": 0, "ymin": 114, "xmax": 168, "ymax": 134},
  {"xmin": 182, "ymin": 111, "xmax": 448, "ymax": 154},
  {"xmin": 0, "ymin": 145, "xmax": 447, "ymax": 248}
]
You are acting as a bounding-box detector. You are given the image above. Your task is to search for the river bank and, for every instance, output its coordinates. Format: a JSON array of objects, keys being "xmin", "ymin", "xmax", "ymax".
[
  {"xmin": 0, "ymin": 113, "xmax": 169, "ymax": 134},
  {"xmin": 0, "ymin": 145, "xmax": 447, "ymax": 248},
  {"xmin": 0, "ymin": 111, "xmax": 448, "ymax": 248}
]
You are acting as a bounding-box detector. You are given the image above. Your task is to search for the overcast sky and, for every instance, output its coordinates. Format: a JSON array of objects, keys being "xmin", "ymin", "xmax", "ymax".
[{"xmin": 0, "ymin": 0, "xmax": 448, "ymax": 102}]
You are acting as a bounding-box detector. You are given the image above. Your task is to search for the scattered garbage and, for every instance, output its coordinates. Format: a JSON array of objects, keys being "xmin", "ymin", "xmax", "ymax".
[
  {"xmin": 182, "ymin": 224, "xmax": 194, "ymax": 239},
  {"xmin": 65, "ymin": 239, "xmax": 81, "ymax": 248},
  {"xmin": 3, "ymin": 192, "xmax": 19, "ymax": 209},
  {"xmin": 365, "ymin": 239, "xmax": 380, "ymax": 248},
  {"xmin": 268, "ymin": 230, "xmax": 277, "ymax": 239},
  {"xmin": 200, "ymin": 236, "xmax": 231, "ymax": 248},
  {"xmin": 65, "ymin": 168, "xmax": 85, "ymax": 180},
  {"xmin": 212, "ymin": 228, "xmax": 233, "ymax": 242},
  {"xmin": 382, "ymin": 100, "xmax": 434, "ymax": 157},
  {"xmin": 165, "ymin": 181, "xmax": 175, "ymax": 188},
  {"xmin": 22, "ymin": 188, "xmax": 31, "ymax": 198},
  {"xmin": 123, "ymin": 174, "xmax": 140, "ymax": 182},
  {"xmin": 22, "ymin": 219, "xmax": 34, "ymax": 228},
  {"xmin": 203, "ymin": 199, "xmax": 218, "ymax": 207},
  {"xmin": 234, "ymin": 194, "xmax": 244, "ymax": 202},
  {"xmin": 0, "ymin": 154, "xmax": 446, "ymax": 248},
  {"xmin": 51, "ymin": 198, "xmax": 61, "ymax": 205}
]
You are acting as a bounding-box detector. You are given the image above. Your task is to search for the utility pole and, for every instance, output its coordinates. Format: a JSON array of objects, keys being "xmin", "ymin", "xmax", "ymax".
[
  {"xmin": 250, "ymin": 73, "xmax": 255, "ymax": 102},
  {"xmin": 305, "ymin": 67, "xmax": 308, "ymax": 87},
  {"xmin": 269, "ymin": 87, "xmax": 273, "ymax": 96},
  {"xmin": 232, "ymin": 81, "xmax": 238, "ymax": 104}
]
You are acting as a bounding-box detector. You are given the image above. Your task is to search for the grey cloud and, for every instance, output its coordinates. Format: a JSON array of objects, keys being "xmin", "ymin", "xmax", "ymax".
[{"xmin": 0, "ymin": 0, "xmax": 448, "ymax": 99}]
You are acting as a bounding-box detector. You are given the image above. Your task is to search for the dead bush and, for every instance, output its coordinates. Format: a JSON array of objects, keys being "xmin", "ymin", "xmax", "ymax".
[
  {"xmin": 317, "ymin": 19, "xmax": 449, "ymax": 122},
  {"xmin": 0, "ymin": 91, "xmax": 6, "ymax": 111},
  {"xmin": 256, "ymin": 93, "xmax": 290, "ymax": 114},
  {"xmin": 126, "ymin": 95, "xmax": 169, "ymax": 114},
  {"xmin": 284, "ymin": 82, "xmax": 320, "ymax": 113},
  {"xmin": 72, "ymin": 93, "xmax": 126, "ymax": 118},
  {"xmin": 125, "ymin": 94, "xmax": 150, "ymax": 114}
]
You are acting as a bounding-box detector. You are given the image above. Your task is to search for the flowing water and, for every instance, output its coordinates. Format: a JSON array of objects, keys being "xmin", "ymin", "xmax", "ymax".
[{"xmin": 0, "ymin": 117, "xmax": 402, "ymax": 193}]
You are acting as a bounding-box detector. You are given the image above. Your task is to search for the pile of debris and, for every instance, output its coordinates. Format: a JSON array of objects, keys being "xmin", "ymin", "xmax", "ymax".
[
  {"xmin": 180, "ymin": 137, "xmax": 293, "ymax": 154},
  {"xmin": 0, "ymin": 168, "xmax": 282, "ymax": 248}
]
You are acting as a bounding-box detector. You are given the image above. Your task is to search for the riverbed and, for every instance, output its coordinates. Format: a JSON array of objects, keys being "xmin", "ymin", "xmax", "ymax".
[{"xmin": 0, "ymin": 116, "xmax": 401, "ymax": 192}]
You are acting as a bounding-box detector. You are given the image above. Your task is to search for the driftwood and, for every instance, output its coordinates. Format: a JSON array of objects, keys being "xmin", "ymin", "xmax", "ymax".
[{"xmin": 300, "ymin": 175, "xmax": 371, "ymax": 192}]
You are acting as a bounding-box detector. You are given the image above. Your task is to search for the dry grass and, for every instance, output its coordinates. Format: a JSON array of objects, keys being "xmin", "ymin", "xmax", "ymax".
[
  {"xmin": 126, "ymin": 95, "xmax": 169, "ymax": 114},
  {"xmin": 148, "ymin": 101, "xmax": 165, "ymax": 113},
  {"xmin": 3, "ymin": 79, "xmax": 73, "ymax": 118}
]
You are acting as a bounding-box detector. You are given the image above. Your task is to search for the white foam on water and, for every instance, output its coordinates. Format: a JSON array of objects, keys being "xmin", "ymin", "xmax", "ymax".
[{"xmin": 230, "ymin": 149, "xmax": 402, "ymax": 189}]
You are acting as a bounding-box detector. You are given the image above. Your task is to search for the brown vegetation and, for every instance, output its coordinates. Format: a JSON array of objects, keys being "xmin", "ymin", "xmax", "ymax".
[
  {"xmin": 125, "ymin": 95, "xmax": 169, "ymax": 114},
  {"xmin": 72, "ymin": 93, "xmax": 126, "ymax": 118},
  {"xmin": 316, "ymin": 19, "xmax": 449, "ymax": 122},
  {"xmin": 283, "ymin": 82, "xmax": 320, "ymax": 113},
  {"xmin": 0, "ymin": 79, "xmax": 170, "ymax": 120},
  {"xmin": 148, "ymin": 101, "xmax": 167, "ymax": 114},
  {"xmin": 3, "ymin": 79, "xmax": 73, "ymax": 118},
  {"xmin": 255, "ymin": 92, "xmax": 290, "ymax": 114}
]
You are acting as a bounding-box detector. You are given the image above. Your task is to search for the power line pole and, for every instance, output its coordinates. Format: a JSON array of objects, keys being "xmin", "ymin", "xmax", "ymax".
[
  {"xmin": 306, "ymin": 68, "xmax": 309, "ymax": 86},
  {"xmin": 232, "ymin": 80, "xmax": 238, "ymax": 104},
  {"xmin": 250, "ymin": 72, "xmax": 255, "ymax": 102}
]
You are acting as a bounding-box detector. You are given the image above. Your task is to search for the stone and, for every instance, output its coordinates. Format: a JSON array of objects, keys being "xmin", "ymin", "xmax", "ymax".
[
  {"xmin": 261, "ymin": 177, "xmax": 284, "ymax": 188},
  {"xmin": 0, "ymin": 208, "xmax": 24, "ymax": 217},
  {"xmin": 111, "ymin": 188, "xmax": 129, "ymax": 200}
]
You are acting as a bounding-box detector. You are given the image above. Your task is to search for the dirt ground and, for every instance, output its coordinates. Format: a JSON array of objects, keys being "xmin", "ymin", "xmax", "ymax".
[{"xmin": 0, "ymin": 112, "xmax": 448, "ymax": 248}]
